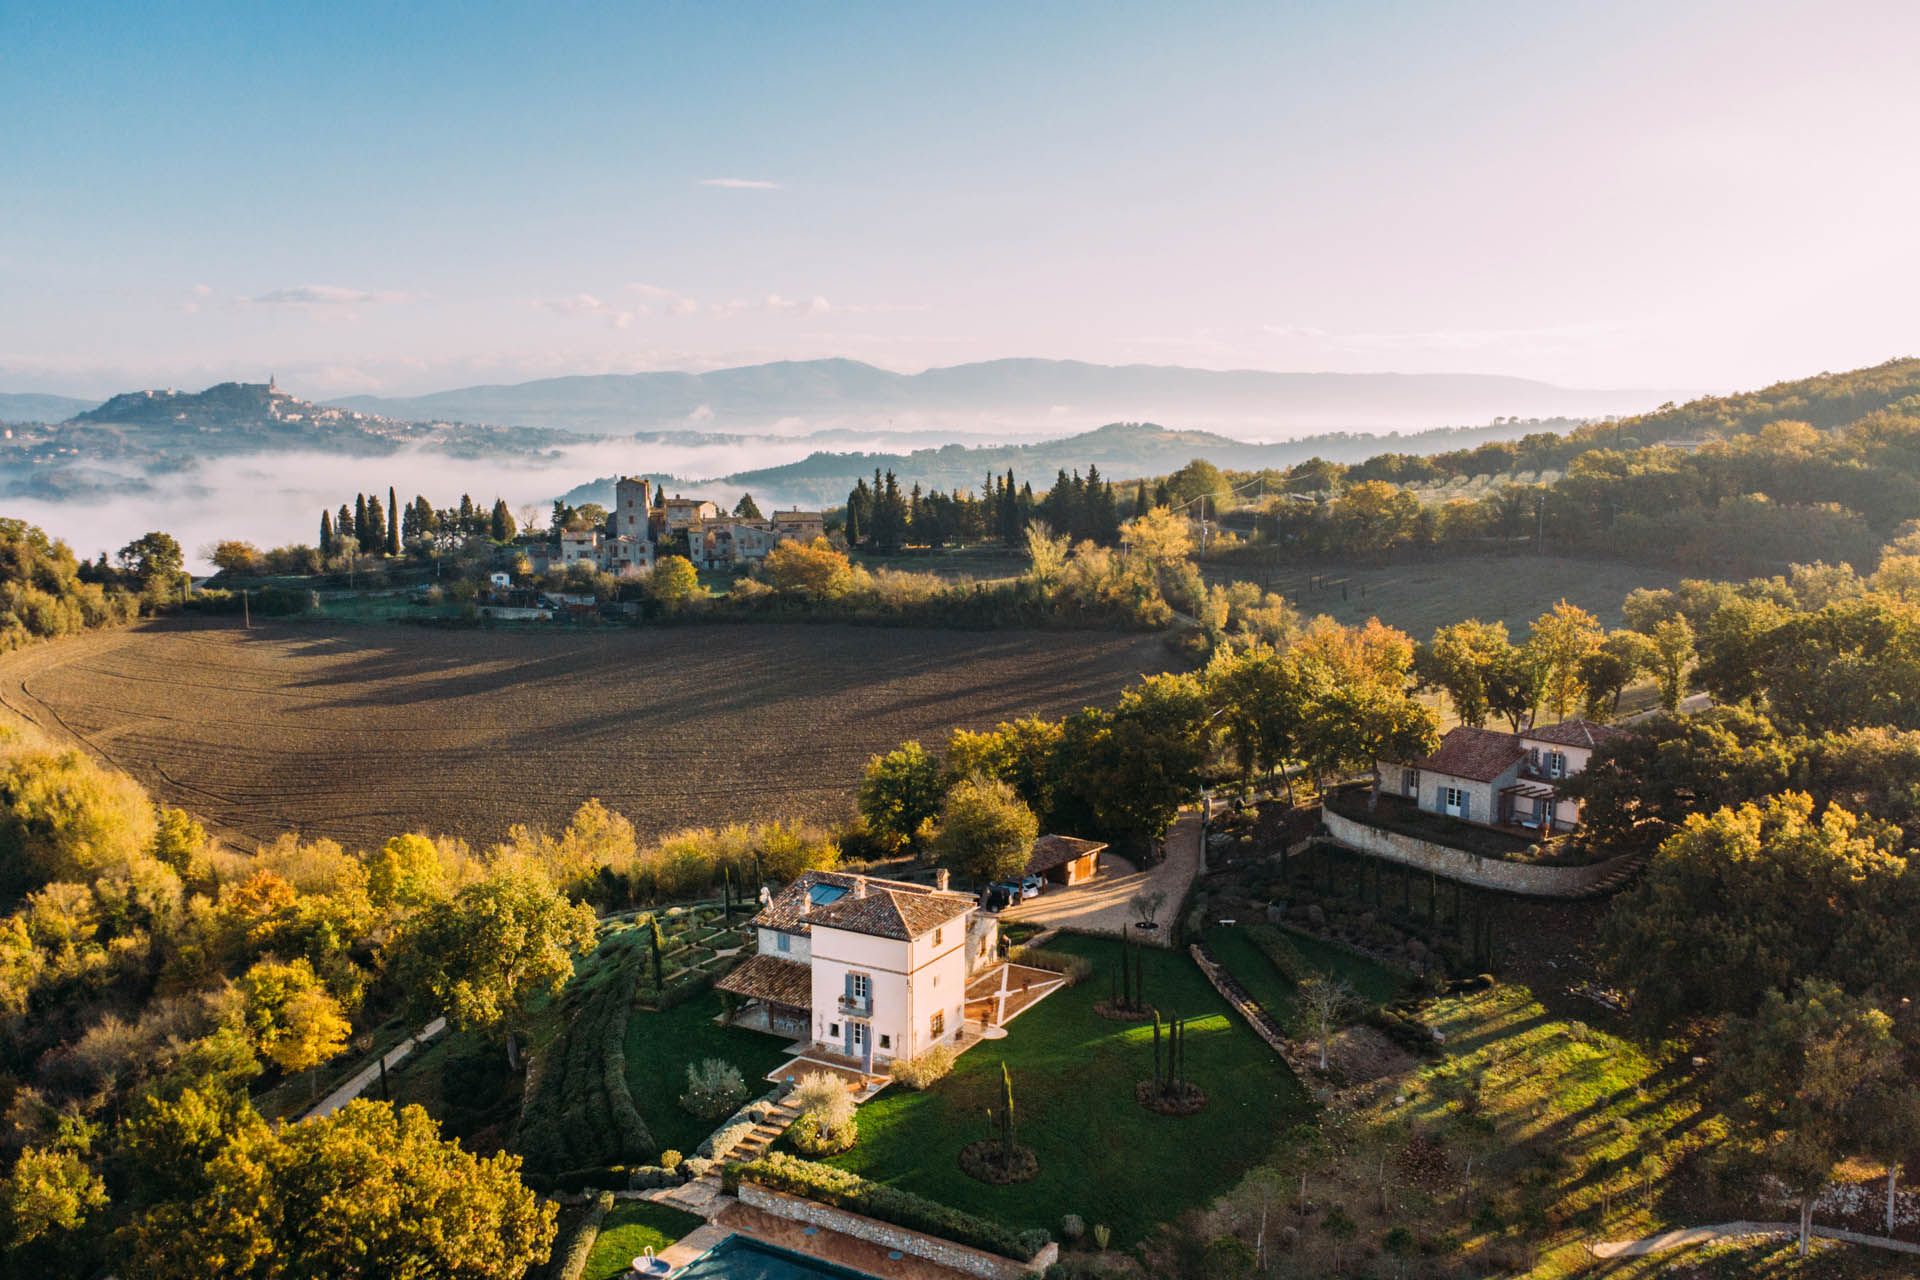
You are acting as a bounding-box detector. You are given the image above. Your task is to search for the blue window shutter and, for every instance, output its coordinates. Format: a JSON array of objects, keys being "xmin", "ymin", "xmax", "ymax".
[
  {"xmin": 844, "ymin": 972, "xmax": 854, "ymax": 1000},
  {"xmin": 1460, "ymin": 791, "xmax": 1471, "ymax": 820}
]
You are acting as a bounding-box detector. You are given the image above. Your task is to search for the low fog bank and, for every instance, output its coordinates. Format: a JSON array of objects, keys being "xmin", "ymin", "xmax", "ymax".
[{"xmin": 14, "ymin": 433, "xmax": 852, "ymax": 571}]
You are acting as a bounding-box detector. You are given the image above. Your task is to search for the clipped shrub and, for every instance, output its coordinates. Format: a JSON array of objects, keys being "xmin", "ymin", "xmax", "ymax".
[
  {"xmin": 1060, "ymin": 1213, "xmax": 1084, "ymax": 1244},
  {"xmin": 550, "ymin": 1189, "xmax": 614, "ymax": 1280},
  {"xmin": 1092, "ymin": 1224, "xmax": 1111, "ymax": 1251},
  {"xmin": 1243, "ymin": 923, "xmax": 1306, "ymax": 981},
  {"xmin": 518, "ymin": 944, "xmax": 652, "ymax": 1173},
  {"xmin": 680, "ymin": 1058, "xmax": 749, "ymax": 1120},
  {"xmin": 889, "ymin": 1043, "xmax": 958, "ymax": 1090},
  {"xmin": 659, "ymin": 1149, "xmax": 683, "ymax": 1171},
  {"xmin": 1005, "ymin": 945, "xmax": 1092, "ymax": 986},
  {"xmin": 729, "ymin": 1152, "xmax": 1051, "ymax": 1260}
]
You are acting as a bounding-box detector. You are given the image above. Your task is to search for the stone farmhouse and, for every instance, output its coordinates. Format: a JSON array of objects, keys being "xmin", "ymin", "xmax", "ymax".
[
  {"xmin": 1376, "ymin": 718, "xmax": 1625, "ymax": 832},
  {"xmin": 717, "ymin": 870, "xmax": 992, "ymax": 1072}
]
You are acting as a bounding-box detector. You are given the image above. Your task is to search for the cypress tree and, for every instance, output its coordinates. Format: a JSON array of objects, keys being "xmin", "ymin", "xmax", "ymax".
[
  {"xmin": 490, "ymin": 497, "xmax": 514, "ymax": 541},
  {"xmin": 387, "ymin": 486, "xmax": 400, "ymax": 554},
  {"xmin": 354, "ymin": 493, "xmax": 369, "ymax": 544},
  {"xmin": 337, "ymin": 504, "xmax": 355, "ymax": 550},
  {"xmin": 366, "ymin": 494, "xmax": 385, "ymax": 554},
  {"xmin": 319, "ymin": 510, "xmax": 335, "ymax": 558}
]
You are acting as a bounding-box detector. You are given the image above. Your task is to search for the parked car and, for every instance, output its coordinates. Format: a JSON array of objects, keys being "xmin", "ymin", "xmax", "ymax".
[
  {"xmin": 1018, "ymin": 875, "xmax": 1045, "ymax": 898},
  {"xmin": 981, "ymin": 885, "xmax": 1015, "ymax": 912}
]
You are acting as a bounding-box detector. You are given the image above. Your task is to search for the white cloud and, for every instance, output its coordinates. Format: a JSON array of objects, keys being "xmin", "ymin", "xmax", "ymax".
[
  {"xmin": 534, "ymin": 294, "xmax": 635, "ymax": 328},
  {"xmin": 698, "ymin": 177, "xmax": 781, "ymax": 190},
  {"xmin": 247, "ymin": 285, "xmax": 413, "ymax": 307}
]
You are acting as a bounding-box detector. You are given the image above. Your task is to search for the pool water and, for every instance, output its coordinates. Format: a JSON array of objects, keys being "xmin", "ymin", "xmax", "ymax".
[{"xmin": 674, "ymin": 1235, "xmax": 884, "ymax": 1280}]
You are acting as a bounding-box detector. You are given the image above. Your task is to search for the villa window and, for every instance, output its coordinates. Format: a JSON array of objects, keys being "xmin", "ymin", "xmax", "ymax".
[
  {"xmin": 933, "ymin": 926, "xmax": 942, "ymax": 946},
  {"xmin": 880, "ymin": 1034, "xmax": 891, "ymax": 1050},
  {"xmin": 775, "ymin": 932, "xmax": 790, "ymax": 953},
  {"xmin": 930, "ymin": 1011, "xmax": 945, "ymax": 1039},
  {"xmin": 1547, "ymin": 751, "xmax": 1567, "ymax": 778},
  {"xmin": 828, "ymin": 1022, "xmax": 839, "ymax": 1038}
]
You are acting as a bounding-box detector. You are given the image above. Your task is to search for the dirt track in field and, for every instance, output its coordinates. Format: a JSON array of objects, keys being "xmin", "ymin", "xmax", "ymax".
[{"xmin": 0, "ymin": 619, "xmax": 1173, "ymax": 849}]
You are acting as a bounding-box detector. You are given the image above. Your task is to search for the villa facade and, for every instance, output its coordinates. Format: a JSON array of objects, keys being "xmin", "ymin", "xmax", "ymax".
[
  {"xmin": 1377, "ymin": 718, "xmax": 1625, "ymax": 831},
  {"xmin": 716, "ymin": 871, "xmax": 995, "ymax": 1070}
]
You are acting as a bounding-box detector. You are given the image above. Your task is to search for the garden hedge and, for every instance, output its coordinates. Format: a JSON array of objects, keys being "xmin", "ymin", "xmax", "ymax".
[{"xmin": 725, "ymin": 1152, "xmax": 1050, "ymax": 1260}]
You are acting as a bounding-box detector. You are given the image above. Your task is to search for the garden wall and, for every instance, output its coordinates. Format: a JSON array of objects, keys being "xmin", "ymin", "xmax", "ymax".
[
  {"xmin": 1322, "ymin": 811, "xmax": 1637, "ymax": 898},
  {"xmin": 735, "ymin": 1184, "xmax": 1057, "ymax": 1280}
]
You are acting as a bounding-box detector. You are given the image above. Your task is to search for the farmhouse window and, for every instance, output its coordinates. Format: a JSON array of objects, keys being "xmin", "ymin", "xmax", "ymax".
[
  {"xmin": 828, "ymin": 1023, "xmax": 839, "ymax": 1038},
  {"xmin": 880, "ymin": 1034, "xmax": 891, "ymax": 1050},
  {"xmin": 1547, "ymin": 751, "xmax": 1567, "ymax": 778},
  {"xmin": 775, "ymin": 932, "xmax": 790, "ymax": 953},
  {"xmin": 933, "ymin": 926, "xmax": 943, "ymax": 946},
  {"xmin": 930, "ymin": 1011, "xmax": 945, "ymax": 1039},
  {"xmin": 1401, "ymin": 768, "xmax": 1416, "ymax": 795}
]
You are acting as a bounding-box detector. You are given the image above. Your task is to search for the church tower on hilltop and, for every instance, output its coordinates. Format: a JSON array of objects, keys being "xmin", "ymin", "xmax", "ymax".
[{"xmin": 615, "ymin": 475, "xmax": 653, "ymax": 541}]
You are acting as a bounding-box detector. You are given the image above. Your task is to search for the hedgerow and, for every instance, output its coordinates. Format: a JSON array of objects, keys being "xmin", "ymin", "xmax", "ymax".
[{"xmin": 518, "ymin": 943, "xmax": 653, "ymax": 1173}]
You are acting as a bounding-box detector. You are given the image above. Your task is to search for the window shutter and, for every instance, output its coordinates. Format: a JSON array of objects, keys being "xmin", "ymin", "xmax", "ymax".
[
  {"xmin": 844, "ymin": 972, "xmax": 855, "ymax": 1001},
  {"xmin": 1460, "ymin": 791, "xmax": 1471, "ymax": 820}
]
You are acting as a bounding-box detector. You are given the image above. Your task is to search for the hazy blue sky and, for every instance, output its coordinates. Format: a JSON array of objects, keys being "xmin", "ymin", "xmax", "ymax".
[{"xmin": 4, "ymin": 0, "xmax": 1917, "ymax": 398}]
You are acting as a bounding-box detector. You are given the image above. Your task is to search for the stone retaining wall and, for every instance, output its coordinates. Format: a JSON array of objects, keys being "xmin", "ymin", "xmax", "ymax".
[
  {"xmin": 735, "ymin": 1183, "xmax": 1057, "ymax": 1279},
  {"xmin": 1322, "ymin": 810, "xmax": 1636, "ymax": 897}
]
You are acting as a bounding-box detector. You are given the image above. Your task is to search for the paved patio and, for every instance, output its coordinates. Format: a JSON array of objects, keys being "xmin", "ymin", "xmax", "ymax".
[
  {"xmin": 963, "ymin": 961, "xmax": 1064, "ymax": 1026},
  {"xmin": 996, "ymin": 808, "xmax": 1201, "ymax": 946}
]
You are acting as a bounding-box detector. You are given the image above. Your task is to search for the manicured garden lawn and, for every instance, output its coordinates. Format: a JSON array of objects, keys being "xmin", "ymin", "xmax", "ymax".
[
  {"xmin": 820, "ymin": 934, "xmax": 1311, "ymax": 1248},
  {"xmin": 583, "ymin": 1201, "xmax": 705, "ymax": 1280},
  {"xmin": 624, "ymin": 989, "xmax": 795, "ymax": 1155},
  {"xmin": 1203, "ymin": 924, "xmax": 1408, "ymax": 1032}
]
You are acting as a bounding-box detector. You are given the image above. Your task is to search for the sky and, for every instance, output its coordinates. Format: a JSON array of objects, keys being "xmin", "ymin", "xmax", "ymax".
[{"xmin": 3, "ymin": 0, "xmax": 1918, "ymax": 401}]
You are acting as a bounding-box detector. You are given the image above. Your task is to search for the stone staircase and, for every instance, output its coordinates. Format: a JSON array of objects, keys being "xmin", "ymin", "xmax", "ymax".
[{"xmin": 724, "ymin": 1095, "xmax": 803, "ymax": 1164}]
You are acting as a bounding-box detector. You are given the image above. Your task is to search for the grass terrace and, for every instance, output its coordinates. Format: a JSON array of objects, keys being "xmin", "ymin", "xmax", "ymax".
[
  {"xmin": 815, "ymin": 934, "xmax": 1311, "ymax": 1248},
  {"xmin": 1201, "ymin": 923, "xmax": 1407, "ymax": 1032},
  {"xmin": 623, "ymin": 989, "xmax": 795, "ymax": 1156},
  {"xmin": 583, "ymin": 1202, "xmax": 705, "ymax": 1280}
]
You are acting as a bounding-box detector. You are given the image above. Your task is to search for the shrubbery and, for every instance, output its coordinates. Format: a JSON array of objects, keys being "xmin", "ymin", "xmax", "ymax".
[
  {"xmin": 517, "ymin": 944, "xmax": 652, "ymax": 1173},
  {"xmin": 679, "ymin": 1058, "xmax": 748, "ymax": 1120},
  {"xmin": 787, "ymin": 1071, "xmax": 856, "ymax": 1157},
  {"xmin": 888, "ymin": 1044, "xmax": 957, "ymax": 1090},
  {"xmin": 1006, "ymin": 945, "xmax": 1092, "ymax": 986},
  {"xmin": 726, "ymin": 1152, "xmax": 1051, "ymax": 1260}
]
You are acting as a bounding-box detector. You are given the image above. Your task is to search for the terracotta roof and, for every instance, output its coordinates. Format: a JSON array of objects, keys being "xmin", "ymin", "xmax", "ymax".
[
  {"xmin": 1522, "ymin": 719, "xmax": 1627, "ymax": 750},
  {"xmin": 1026, "ymin": 834, "xmax": 1107, "ymax": 876},
  {"xmin": 752, "ymin": 871, "xmax": 975, "ymax": 941},
  {"xmin": 1414, "ymin": 726, "xmax": 1528, "ymax": 783},
  {"xmin": 715, "ymin": 954, "xmax": 813, "ymax": 1008}
]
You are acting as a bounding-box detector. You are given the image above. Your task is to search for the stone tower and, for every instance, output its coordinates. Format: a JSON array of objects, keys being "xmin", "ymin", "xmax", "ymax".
[{"xmin": 614, "ymin": 475, "xmax": 652, "ymax": 542}]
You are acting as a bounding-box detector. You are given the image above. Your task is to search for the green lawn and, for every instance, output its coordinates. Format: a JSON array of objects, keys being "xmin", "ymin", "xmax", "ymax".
[
  {"xmin": 623, "ymin": 990, "xmax": 795, "ymax": 1155},
  {"xmin": 820, "ymin": 934, "xmax": 1311, "ymax": 1248},
  {"xmin": 1202, "ymin": 924, "xmax": 1407, "ymax": 1032},
  {"xmin": 583, "ymin": 1201, "xmax": 705, "ymax": 1280}
]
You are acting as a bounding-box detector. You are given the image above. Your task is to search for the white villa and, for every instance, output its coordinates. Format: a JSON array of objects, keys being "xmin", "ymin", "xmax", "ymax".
[
  {"xmin": 716, "ymin": 870, "xmax": 995, "ymax": 1071},
  {"xmin": 1376, "ymin": 718, "xmax": 1626, "ymax": 832}
]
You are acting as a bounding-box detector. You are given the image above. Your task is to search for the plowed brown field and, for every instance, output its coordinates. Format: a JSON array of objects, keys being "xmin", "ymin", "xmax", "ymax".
[{"xmin": 0, "ymin": 619, "xmax": 1173, "ymax": 849}]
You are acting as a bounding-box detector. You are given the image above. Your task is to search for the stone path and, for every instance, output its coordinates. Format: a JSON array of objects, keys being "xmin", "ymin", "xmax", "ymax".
[
  {"xmin": 1590, "ymin": 1221, "xmax": 1920, "ymax": 1258},
  {"xmin": 304, "ymin": 1016, "xmax": 447, "ymax": 1119}
]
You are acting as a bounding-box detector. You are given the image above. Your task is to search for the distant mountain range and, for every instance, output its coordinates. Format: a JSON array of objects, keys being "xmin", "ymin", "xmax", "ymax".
[
  {"xmin": 333, "ymin": 357, "xmax": 1670, "ymax": 435},
  {"xmin": 0, "ymin": 392, "xmax": 98, "ymax": 424},
  {"xmin": 559, "ymin": 417, "xmax": 1585, "ymax": 509}
]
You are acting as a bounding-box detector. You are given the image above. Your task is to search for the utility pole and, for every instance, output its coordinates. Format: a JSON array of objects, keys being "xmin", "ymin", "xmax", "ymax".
[{"xmin": 242, "ymin": 589, "xmax": 251, "ymax": 630}]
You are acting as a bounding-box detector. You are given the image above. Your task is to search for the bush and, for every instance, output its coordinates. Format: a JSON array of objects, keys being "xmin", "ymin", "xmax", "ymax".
[
  {"xmin": 1006, "ymin": 945, "xmax": 1092, "ymax": 986},
  {"xmin": 889, "ymin": 1043, "xmax": 958, "ymax": 1090},
  {"xmin": 729, "ymin": 1152, "xmax": 1051, "ymax": 1261},
  {"xmin": 1242, "ymin": 924, "xmax": 1306, "ymax": 982},
  {"xmin": 1060, "ymin": 1213, "xmax": 1084, "ymax": 1244},
  {"xmin": 550, "ymin": 1190, "xmax": 614, "ymax": 1280},
  {"xmin": 788, "ymin": 1070, "xmax": 856, "ymax": 1154},
  {"xmin": 659, "ymin": 1149, "xmax": 683, "ymax": 1171},
  {"xmin": 680, "ymin": 1058, "xmax": 749, "ymax": 1120}
]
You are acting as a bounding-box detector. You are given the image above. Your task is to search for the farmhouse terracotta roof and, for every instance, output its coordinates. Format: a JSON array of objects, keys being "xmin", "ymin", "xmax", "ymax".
[
  {"xmin": 1025, "ymin": 834, "xmax": 1107, "ymax": 876},
  {"xmin": 1522, "ymin": 719, "xmax": 1627, "ymax": 750},
  {"xmin": 752, "ymin": 871, "xmax": 975, "ymax": 941},
  {"xmin": 1414, "ymin": 726, "xmax": 1528, "ymax": 783},
  {"xmin": 715, "ymin": 954, "xmax": 812, "ymax": 1009}
]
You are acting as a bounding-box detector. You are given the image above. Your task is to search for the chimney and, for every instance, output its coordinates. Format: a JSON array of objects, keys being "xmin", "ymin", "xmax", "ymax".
[
  {"xmin": 853, "ymin": 876, "xmax": 868, "ymax": 899},
  {"xmin": 935, "ymin": 869, "xmax": 950, "ymax": 892}
]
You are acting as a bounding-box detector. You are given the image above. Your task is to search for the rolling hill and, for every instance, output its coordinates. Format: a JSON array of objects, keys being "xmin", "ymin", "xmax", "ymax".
[{"xmin": 335, "ymin": 356, "xmax": 1669, "ymax": 434}]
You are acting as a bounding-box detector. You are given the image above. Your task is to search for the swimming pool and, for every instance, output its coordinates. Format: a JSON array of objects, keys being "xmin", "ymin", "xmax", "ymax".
[{"xmin": 671, "ymin": 1234, "xmax": 885, "ymax": 1280}]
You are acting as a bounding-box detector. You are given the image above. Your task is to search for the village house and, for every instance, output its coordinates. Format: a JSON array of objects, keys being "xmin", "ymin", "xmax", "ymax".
[
  {"xmin": 770, "ymin": 509, "xmax": 826, "ymax": 541},
  {"xmin": 716, "ymin": 870, "xmax": 993, "ymax": 1071},
  {"xmin": 686, "ymin": 517, "xmax": 786, "ymax": 570},
  {"xmin": 657, "ymin": 495, "xmax": 721, "ymax": 536},
  {"xmin": 1376, "ymin": 719, "xmax": 1625, "ymax": 832}
]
